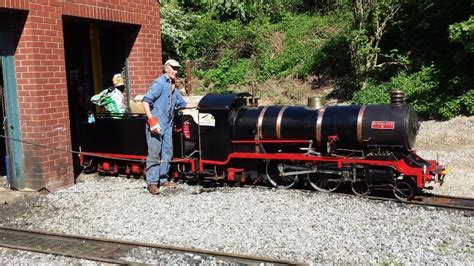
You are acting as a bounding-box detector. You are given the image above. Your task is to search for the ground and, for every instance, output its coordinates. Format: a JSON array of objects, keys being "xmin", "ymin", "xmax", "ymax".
[{"xmin": 415, "ymin": 116, "xmax": 474, "ymax": 197}]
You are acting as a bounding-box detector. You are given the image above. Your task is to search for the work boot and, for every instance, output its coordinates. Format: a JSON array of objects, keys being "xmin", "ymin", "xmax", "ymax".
[{"xmin": 147, "ymin": 184, "xmax": 159, "ymax": 195}]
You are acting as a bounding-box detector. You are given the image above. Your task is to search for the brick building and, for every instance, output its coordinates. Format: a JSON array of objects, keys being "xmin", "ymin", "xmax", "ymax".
[{"xmin": 0, "ymin": 0, "xmax": 162, "ymax": 191}]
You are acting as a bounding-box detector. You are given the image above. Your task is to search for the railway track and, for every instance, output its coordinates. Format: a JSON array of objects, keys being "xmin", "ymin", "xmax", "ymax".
[
  {"xmin": 0, "ymin": 226, "xmax": 304, "ymax": 265},
  {"xmin": 360, "ymin": 193, "xmax": 474, "ymax": 211},
  {"xmin": 203, "ymin": 183, "xmax": 474, "ymax": 211},
  {"xmin": 223, "ymin": 183, "xmax": 474, "ymax": 211},
  {"xmin": 408, "ymin": 194, "xmax": 474, "ymax": 211}
]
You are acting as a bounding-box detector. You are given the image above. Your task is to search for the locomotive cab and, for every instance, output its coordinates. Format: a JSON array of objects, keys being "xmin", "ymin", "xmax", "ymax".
[{"xmin": 197, "ymin": 93, "xmax": 252, "ymax": 161}]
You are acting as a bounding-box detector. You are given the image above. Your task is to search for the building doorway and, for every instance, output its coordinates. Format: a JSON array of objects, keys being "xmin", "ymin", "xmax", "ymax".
[{"xmin": 62, "ymin": 17, "xmax": 139, "ymax": 177}]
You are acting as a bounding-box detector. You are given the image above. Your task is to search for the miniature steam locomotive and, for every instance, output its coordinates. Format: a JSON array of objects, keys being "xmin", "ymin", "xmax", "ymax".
[{"xmin": 79, "ymin": 91, "xmax": 446, "ymax": 201}]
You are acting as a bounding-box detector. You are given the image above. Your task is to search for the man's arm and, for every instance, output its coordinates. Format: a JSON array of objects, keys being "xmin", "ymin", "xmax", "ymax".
[
  {"xmin": 185, "ymin": 102, "xmax": 198, "ymax": 109},
  {"xmin": 142, "ymin": 101, "xmax": 160, "ymax": 134},
  {"xmin": 174, "ymin": 91, "xmax": 197, "ymax": 109},
  {"xmin": 142, "ymin": 101, "xmax": 153, "ymax": 119}
]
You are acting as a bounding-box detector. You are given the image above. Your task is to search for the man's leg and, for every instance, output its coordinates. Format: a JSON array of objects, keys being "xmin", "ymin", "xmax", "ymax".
[
  {"xmin": 159, "ymin": 127, "xmax": 173, "ymax": 185},
  {"xmin": 145, "ymin": 127, "xmax": 162, "ymax": 186}
]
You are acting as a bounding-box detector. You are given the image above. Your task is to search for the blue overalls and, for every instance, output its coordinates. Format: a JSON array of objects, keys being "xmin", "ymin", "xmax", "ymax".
[{"xmin": 142, "ymin": 75, "xmax": 187, "ymax": 185}]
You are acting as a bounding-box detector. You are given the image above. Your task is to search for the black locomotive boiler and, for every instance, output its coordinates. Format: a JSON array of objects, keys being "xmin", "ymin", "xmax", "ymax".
[{"xmin": 79, "ymin": 91, "xmax": 447, "ymax": 201}]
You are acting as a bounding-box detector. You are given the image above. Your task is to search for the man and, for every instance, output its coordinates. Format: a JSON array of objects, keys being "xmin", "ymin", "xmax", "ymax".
[
  {"xmin": 142, "ymin": 59, "xmax": 197, "ymax": 195},
  {"xmin": 90, "ymin": 73, "xmax": 126, "ymax": 115}
]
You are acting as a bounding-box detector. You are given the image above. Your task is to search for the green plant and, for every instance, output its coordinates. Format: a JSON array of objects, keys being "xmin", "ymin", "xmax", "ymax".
[
  {"xmin": 162, "ymin": 0, "xmax": 473, "ymax": 121},
  {"xmin": 200, "ymin": 52, "xmax": 252, "ymax": 92},
  {"xmin": 352, "ymin": 81, "xmax": 390, "ymax": 104},
  {"xmin": 160, "ymin": 1, "xmax": 197, "ymax": 59},
  {"xmin": 348, "ymin": 0, "xmax": 407, "ymax": 88},
  {"xmin": 390, "ymin": 66, "xmax": 439, "ymax": 117},
  {"xmin": 258, "ymin": 14, "xmax": 336, "ymax": 79},
  {"xmin": 449, "ymin": 15, "xmax": 474, "ymax": 52},
  {"xmin": 182, "ymin": 15, "xmax": 241, "ymax": 63},
  {"xmin": 352, "ymin": 66, "xmax": 451, "ymax": 119},
  {"xmin": 461, "ymin": 89, "xmax": 474, "ymax": 115}
]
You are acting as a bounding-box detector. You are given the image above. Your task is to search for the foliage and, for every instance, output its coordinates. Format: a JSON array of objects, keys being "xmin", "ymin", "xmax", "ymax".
[
  {"xmin": 449, "ymin": 16, "xmax": 474, "ymax": 52},
  {"xmin": 257, "ymin": 14, "xmax": 337, "ymax": 79},
  {"xmin": 352, "ymin": 65, "xmax": 469, "ymax": 119},
  {"xmin": 348, "ymin": 0, "xmax": 407, "ymax": 88},
  {"xmin": 181, "ymin": 14, "xmax": 242, "ymax": 65},
  {"xmin": 351, "ymin": 81, "xmax": 390, "ymax": 104},
  {"xmin": 174, "ymin": 0, "xmax": 283, "ymax": 23},
  {"xmin": 199, "ymin": 52, "xmax": 252, "ymax": 92},
  {"xmin": 160, "ymin": 1, "xmax": 197, "ymax": 59},
  {"xmin": 461, "ymin": 89, "xmax": 474, "ymax": 115},
  {"xmin": 390, "ymin": 66, "xmax": 440, "ymax": 118},
  {"xmin": 159, "ymin": 0, "xmax": 474, "ymax": 120},
  {"xmin": 185, "ymin": 13, "xmax": 345, "ymax": 93}
]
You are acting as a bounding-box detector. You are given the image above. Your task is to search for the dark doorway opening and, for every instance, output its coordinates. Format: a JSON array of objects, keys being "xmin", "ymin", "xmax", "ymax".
[{"xmin": 62, "ymin": 17, "xmax": 139, "ymax": 177}]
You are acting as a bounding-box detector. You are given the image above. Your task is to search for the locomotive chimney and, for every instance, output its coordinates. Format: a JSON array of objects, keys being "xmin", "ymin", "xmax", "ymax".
[
  {"xmin": 390, "ymin": 90, "xmax": 405, "ymax": 106},
  {"xmin": 308, "ymin": 96, "xmax": 325, "ymax": 109}
]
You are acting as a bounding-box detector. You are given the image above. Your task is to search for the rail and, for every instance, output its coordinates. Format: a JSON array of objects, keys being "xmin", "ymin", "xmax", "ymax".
[
  {"xmin": 408, "ymin": 194, "xmax": 474, "ymax": 211},
  {"xmin": 363, "ymin": 193, "xmax": 474, "ymax": 211},
  {"xmin": 0, "ymin": 226, "xmax": 305, "ymax": 265}
]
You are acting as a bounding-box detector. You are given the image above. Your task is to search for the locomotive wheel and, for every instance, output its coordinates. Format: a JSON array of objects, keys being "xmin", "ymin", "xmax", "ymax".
[
  {"xmin": 351, "ymin": 181, "xmax": 371, "ymax": 196},
  {"xmin": 265, "ymin": 160, "xmax": 299, "ymax": 189},
  {"xmin": 82, "ymin": 164, "xmax": 96, "ymax": 174},
  {"xmin": 393, "ymin": 181, "xmax": 415, "ymax": 201},
  {"xmin": 82, "ymin": 159, "xmax": 96, "ymax": 174},
  {"xmin": 308, "ymin": 173, "xmax": 342, "ymax": 192}
]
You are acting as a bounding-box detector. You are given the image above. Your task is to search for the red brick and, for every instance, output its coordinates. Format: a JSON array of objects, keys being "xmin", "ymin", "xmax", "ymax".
[{"xmin": 3, "ymin": 0, "xmax": 161, "ymax": 190}]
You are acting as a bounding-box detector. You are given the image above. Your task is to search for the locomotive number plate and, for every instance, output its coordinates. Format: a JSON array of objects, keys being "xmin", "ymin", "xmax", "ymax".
[{"xmin": 371, "ymin": 121, "xmax": 395, "ymax": 129}]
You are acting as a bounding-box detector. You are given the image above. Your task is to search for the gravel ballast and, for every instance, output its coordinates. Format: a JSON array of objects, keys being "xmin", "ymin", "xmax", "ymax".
[
  {"xmin": 0, "ymin": 116, "xmax": 473, "ymax": 264},
  {"xmin": 415, "ymin": 116, "xmax": 474, "ymax": 198}
]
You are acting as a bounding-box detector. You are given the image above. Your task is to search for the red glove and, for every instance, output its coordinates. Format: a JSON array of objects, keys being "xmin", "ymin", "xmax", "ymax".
[{"xmin": 147, "ymin": 117, "xmax": 161, "ymax": 134}]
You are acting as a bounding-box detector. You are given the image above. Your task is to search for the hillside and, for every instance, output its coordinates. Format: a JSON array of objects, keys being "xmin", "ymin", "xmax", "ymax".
[{"xmin": 163, "ymin": 0, "xmax": 474, "ymax": 120}]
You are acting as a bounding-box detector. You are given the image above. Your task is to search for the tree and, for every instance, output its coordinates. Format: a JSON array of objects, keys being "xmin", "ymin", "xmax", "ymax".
[
  {"xmin": 349, "ymin": 0, "xmax": 406, "ymax": 89},
  {"xmin": 160, "ymin": 1, "xmax": 196, "ymax": 59}
]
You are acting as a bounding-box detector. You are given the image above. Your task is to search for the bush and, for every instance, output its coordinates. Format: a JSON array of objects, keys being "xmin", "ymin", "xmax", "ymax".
[
  {"xmin": 257, "ymin": 14, "xmax": 335, "ymax": 79},
  {"xmin": 438, "ymin": 97, "xmax": 462, "ymax": 120},
  {"xmin": 351, "ymin": 66, "xmax": 456, "ymax": 119},
  {"xmin": 194, "ymin": 13, "xmax": 344, "ymax": 91},
  {"xmin": 449, "ymin": 15, "xmax": 474, "ymax": 52},
  {"xmin": 182, "ymin": 15, "xmax": 242, "ymax": 63},
  {"xmin": 199, "ymin": 52, "xmax": 252, "ymax": 93},
  {"xmin": 461, "ymin": 89, "xmax": 474, "ymax": 115},
  {"xmin": 352, "ymin": 82, "xmax": 390, "ymax": 104},
  {"xmin": 389, "ymin": 66, "xmax": 439, "ymax": 118},
  {"xmin": 352, "ymin": 65, "xmax": 474, "ymax": 119},
  {"xmin": 160, "ymin": 2, "xmax": 196, "ymax": 59}
]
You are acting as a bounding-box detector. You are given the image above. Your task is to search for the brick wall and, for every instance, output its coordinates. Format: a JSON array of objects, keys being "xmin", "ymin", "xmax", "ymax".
[
  {"xmin": 0, "ymin": 0, "xmax": 29, "ymax": 10},
  {"xmin": 1, "ymin": 0, "xmax": 161, "ymax": 191},
  {"xmin": 14, "ymin": 0, "xmax": 71, "ymax": 190}
]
